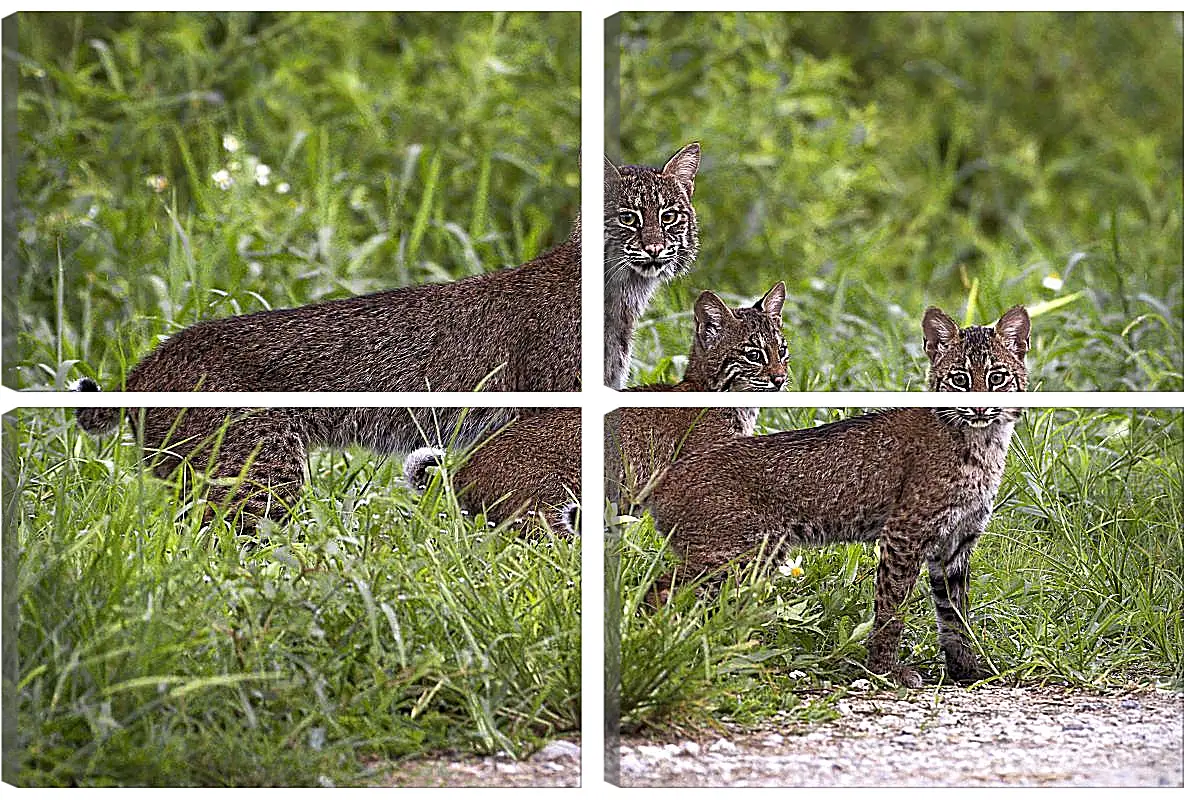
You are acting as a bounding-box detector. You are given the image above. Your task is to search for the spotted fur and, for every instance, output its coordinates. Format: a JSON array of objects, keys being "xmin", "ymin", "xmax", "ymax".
[{"xmin": 645, "ymin": 305, "xmax": 1031, "ymax": 687}]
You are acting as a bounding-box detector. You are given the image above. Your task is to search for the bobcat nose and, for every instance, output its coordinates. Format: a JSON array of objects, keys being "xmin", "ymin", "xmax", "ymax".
[{"xmin": 771, "ymin": 373, "xmax": 786, "ymax": 389}]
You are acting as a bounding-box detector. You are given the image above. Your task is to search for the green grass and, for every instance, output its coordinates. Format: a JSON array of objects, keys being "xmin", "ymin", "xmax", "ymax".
[
  {"xmin": 4, "ymin": 408, "xmax": 580, "ymax": 786},
  {"xmin": 611, "ymin": 407, "xmax": 1183, "ymax": 732},
  {"xmin": 616, "ymin": 12, "xmax": 1183, "ymax": 392},
  {"xmin": 9, "ymin": 11, "xmax": 579, "ymax": 390}
]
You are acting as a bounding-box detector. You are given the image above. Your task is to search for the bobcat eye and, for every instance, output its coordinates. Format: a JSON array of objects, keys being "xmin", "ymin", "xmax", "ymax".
[
  {"xmin": 659, "ymin": 209, "xmax": 678, "ymax": 225},
  {"xmin": 947, "ymin": 371, "xmax": 971, "ymax": 390},
  {"xmin": 617, "ymin": 210, "xmax": 639, "ymax": 227},
  {"xmin": 777, "ymin": 342, "xmax": 788, "ymax": 360},
  {"xmin": 987, "ymin": 370, "xmax": 1010, "ymax": 390},
  {"xmin": 744, "ymin": 348, "xmax": 765, "ymax": 364}
]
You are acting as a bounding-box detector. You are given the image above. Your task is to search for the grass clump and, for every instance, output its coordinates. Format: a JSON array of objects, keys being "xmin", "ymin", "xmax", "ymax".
[
  {"xmin": 612, "ymin": 407, "xmax": 1183, "ymax": 732},
  {"xmin": 616, "ymin": 12, "xmax": 1182, "ymax": 391},
  {"xmin": 9, "ymin": 11, "xmax": 579, "ymax": 389},
  {"xmin": 5, "ymin": 408, "xmax": 580, "ymax": 786}
]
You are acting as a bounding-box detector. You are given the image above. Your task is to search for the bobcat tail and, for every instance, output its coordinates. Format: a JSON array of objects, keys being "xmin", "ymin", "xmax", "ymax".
[
  {"xmin": 72, "ymin": 378, "xmax": 120, "ymax": 435},
  {"xmin": 404, "ymin": 447, "xmax": 446, "ymax": 492},
  {"xmin": 559, "ymin": 501, "xmax": 581, "ymax": 536}
]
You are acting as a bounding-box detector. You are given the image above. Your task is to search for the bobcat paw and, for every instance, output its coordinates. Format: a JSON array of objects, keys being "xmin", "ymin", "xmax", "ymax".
[
  {"xmin": 868, "ymin": 659, "xmax": 924, "ymax": 688},
  {"xmin": 893, "ymin": 666, "xmax": 924, "ymax": 689},
  {"xmin": 947, "ymin": 664, "xmax": 993, "ymax": 686}
]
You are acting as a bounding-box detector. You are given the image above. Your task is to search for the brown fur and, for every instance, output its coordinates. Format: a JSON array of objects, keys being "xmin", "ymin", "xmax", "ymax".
[
  {"xmin": 645, "ymin": 305, "xmax": 1031, "ymax": 687},
  {"xmin": 606, "ymin": 282, "xmax": 788, "ymax": 507},
  {"xmin": 74, "ymin": 214, "xmax": 580, "ymax": 528},
  {"xmin": 406, "ymin": 408, "xmax": 582, "ymax": 534},
  {"xmin": 77, "ymin": 217, "xmax": 580, "ymax": 450}
]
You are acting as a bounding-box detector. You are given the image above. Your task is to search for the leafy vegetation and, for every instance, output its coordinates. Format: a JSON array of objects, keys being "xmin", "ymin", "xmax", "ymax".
[
  {"xmin": 6, "ymin": 407, "xmax": 580, "ymax": 785},
  {"xmin": 9, "ymin": 11, "xmax": 579, "ymax": 389},
  {"xmin": 611, "ymin": 407, "xmax": 1183, "ymax": 731},
  {"xmin": 616, "ymin": 12, "xmax": 1182, "ymax": 391}
]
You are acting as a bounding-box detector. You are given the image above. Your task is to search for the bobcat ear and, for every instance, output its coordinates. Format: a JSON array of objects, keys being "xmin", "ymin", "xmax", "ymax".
[
  {"xmin": 994, "ymin": 305, "xmax": 1031, "ymax": 359},
  {"xmin": 604, "ymin": 155, "xmax": 622, "ymax": 192},
  {"xmin": 922, "ymin": 306, "xmax": 960, "ymax": 362},
  {"xmin": 694, "ymin": 290, "xmax": 735, "ymax": 345},
  {"xmin": 755, "ymin": 281, "xmax": 786, "ymax": 320},
  {"xmin": 662, "ymin": 142, "xmax": 701, "ymax": 197}
]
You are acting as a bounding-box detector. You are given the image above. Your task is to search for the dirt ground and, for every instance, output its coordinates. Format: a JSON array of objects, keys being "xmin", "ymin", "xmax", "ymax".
[
  {"xmin": 613, "ymin": 685, "xmax": 1183, "ymax": 787},
  {"xmin": 370, "ymin": 685, "xmax": 1181, "ymax": 787},
  {"xmin": 376, "ymin": 738, "xmax": 581, "ymax": 787}
]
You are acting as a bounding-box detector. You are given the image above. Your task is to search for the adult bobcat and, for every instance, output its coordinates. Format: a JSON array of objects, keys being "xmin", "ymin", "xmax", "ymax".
[
  {"xmin": 645, "ymin": 305, "xmax": 1031, "ymax": 687},
  {"xmin": 604, "ymin": 143, "xmax": 700, "ymax": 389},
  {"xmin": 75, "ymin": 208, "xmax": 579, "ymax": 527}
]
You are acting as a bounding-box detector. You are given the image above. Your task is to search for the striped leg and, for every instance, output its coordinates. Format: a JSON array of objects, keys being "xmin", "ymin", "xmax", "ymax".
[{"xmin": 928, "ymin": 524, "xmax": 990, "ymax": 683}]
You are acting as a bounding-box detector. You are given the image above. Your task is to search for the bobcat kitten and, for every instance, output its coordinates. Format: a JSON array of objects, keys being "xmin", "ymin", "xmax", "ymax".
[
  {"xmin": 646, "ymin": 305, "xmax": 1031, "ymax": 687},
  {"xmin": 606, "ymin": 282, "xmax": 788, "ymax": 507},
  {"xmin": 405, "ymin": 408, "xmax": 581, "ymax": 534},
  {"xmin": 604, "ymin": 143, "xmax": 700, "ymax": 388}
]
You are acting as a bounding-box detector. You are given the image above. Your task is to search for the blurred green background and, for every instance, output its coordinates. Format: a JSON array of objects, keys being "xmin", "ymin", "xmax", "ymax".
[
  {"xmin": 9, "ymin": 11, "xmax": 580, "ymax": 389},
  {"xmin": 615, "ymin": 12, "xmax": 1183, "ymax": 391}
]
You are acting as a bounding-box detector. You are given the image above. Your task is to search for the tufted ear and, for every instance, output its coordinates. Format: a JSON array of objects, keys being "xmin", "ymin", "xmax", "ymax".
[
  {"xmin": 922, "ymin": 306, "xmax": 960, "ymax": 363},
  {"xmin": 604, "ymin": 155, "xmax": 621, "ymax": 193},
  {"xmin": 693, "ymin": 290, "xmax": 735, "ymax": 346},
  {"xmin": 755, "ymin": 281, "xmax": 786, "ymax": 321},
  {"xmin": 994, "ymin": 305, "xmax": 1030, "ymax": 359},
  {"xmin": 662, "ymin": 142, "xmax": 701, "ymax": 197}
]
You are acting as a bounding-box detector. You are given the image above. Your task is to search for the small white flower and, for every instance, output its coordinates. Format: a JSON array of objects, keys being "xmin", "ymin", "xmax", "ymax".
[
  {"xmin": 254, "ymin": 163, "xmax": 271, "ymax": 186},
  {"xmin": 276, "ymin": 182, "xmax": 291, "ymax": 195},
  {"xmin": 778, "ymin": 554, "xmax": 805, "ymax": 579},
  {"xmin": 146, "ymin": 174, "xmax": 169, "ymax": 193},
  {"xmin": 222, "ymin": 133, "xmax": 241, "ymax": 153},
  {"xmin": 211, "ymin": 169, "xmax": 234, "ymax": 190},
  {"xmin": 1042, "ymin": 273, "xmax": 1064, "ymax": 292}
]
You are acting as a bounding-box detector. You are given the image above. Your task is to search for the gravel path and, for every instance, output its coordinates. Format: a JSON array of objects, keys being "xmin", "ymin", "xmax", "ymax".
[
  {"xmin": 376, "ymin": 739, "xmax": 581, "ymax": 787},
  {"xmin": 615, "ymin": 686, "xmax": 1183, "ymax": 787}
]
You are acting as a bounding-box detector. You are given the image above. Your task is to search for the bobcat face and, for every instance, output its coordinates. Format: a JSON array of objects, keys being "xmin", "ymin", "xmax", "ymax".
[
  {"xmin": 689, "ymin": 282, "xmax": 788, "ymax": 392},
  {"xmin": 604, "ymin": 143, "xmax": 700, "ymax": 283},
  {"xmin": 924, "ymin": 305, "xmax": 1030, "ymax": 427}
]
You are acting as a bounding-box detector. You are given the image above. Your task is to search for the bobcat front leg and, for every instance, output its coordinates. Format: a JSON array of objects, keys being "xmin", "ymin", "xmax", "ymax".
[
  {"xmin": 927, "ymin": 511, "xmax": 992, "ymax": 684},
  {"xmin": 868, "ymin": 508, "xmax": 946, "ymax": 688}
]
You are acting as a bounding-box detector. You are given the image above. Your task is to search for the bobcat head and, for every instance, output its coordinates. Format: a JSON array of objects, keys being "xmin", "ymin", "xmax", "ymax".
[
  {"xmin": 924, "ymin": 305, "xmax": 1030, "ymax": 427},
  {"xmin": 685, "ymin": 282, "xmax": 788, "ymax": 391},
  {"xmin": 604, "ymin": 143, "xmax": 700, "ymax": 284}
]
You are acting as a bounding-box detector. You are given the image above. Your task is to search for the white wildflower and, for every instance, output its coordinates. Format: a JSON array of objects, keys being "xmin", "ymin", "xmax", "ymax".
[
  {"xmin": 222, "ymin": 133, "xmax": 241, "ymax": 153},
  {"xmin": 1042, "ymin": 273, "xmax": 1064, "ymax": 292},
  {"xmin": 254, "ymin": 163, "xmax": 271, "ymax": 186},
  {"xmin": 211, "ymin": 169, "xmax": 234, "ymax": 191},
  {"xmin": 276, "ymin": 181, "xmax": 291, "ymax": 195},
  {"xmin": 778, "ymin": 554, "xmax": 805, "ymax": 579}
]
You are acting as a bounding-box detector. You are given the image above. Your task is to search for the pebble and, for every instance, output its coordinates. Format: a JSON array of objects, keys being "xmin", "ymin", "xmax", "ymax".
[{"xmin": 538, "ymin": 739, "xmax": 580, "ymax": 760}]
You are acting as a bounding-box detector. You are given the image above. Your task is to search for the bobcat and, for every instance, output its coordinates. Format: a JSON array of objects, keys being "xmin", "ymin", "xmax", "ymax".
[
  {"xmin": 644, "ymin": 305, "xmax": 1031, "ymax": 687},
  {"xmin": 402, "ymin": 281, "xmax": 787, "ymax": 536},
  {"xmin": 604, "ymin": 143, "xmax": 700, "ymax": 389},
  {"xmin": 606, "ymin": 282, "xmax": 788, "ymax": 507},
  {"xmin": 74, "ymin": 210, "xmax": 580, "ymax": 526},
  {"xmin": 404, "ymin": 408, "xmax": 581, "ymax": 535}
]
